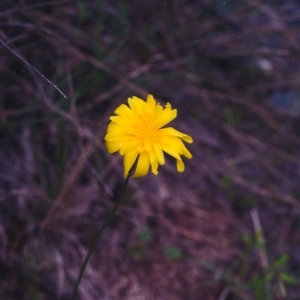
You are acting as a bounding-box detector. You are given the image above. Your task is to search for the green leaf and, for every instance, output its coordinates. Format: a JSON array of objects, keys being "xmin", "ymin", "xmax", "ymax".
[
  {"xmin": 220, "ymin": 176, "xmax": 232, "ymax": 190},
  {"xmin": 242, "ymin": 234, "xmax": 252, "ymax": 246},
  {"xmin": 129, "ymin": 246, "xmax": 146, "ymax": 260},
  {"xmin": 223, "ymin": 108, "xmax": 239, "ymax": 125},
  {"xmin": 251, "ymin": 275, "xmax": 263, "ymax": 292},
  {"xmin": 273, "ymin": 254, "xmax": 289, "ymax": 268},
  {"xmin": 265, "ymin": 272, "xmax": 274, "ymax": 282},
  {"xmin": 163, "ymin": 246, "xmax": 182, "ymax": 260},
  {"xmin": 243, "ymin": 194, "xmax": 257, "ymax": 207},
  {"xmin": 280, "ymin": 273, "xmax": 297, "ymax": 284},
  {"xmin": 138, "ymin": 227, "xmax": 151, "ymax": 244}
]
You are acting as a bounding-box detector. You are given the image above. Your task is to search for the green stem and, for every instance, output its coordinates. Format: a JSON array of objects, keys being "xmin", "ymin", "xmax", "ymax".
[{"xmin": 71, "ymin": 167, "xmax": 134, "ymax": 300}]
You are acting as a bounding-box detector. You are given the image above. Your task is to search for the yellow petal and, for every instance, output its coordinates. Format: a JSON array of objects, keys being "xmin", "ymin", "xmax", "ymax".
[
  {"xmin": 181, "ymin": 145, "xmax": 192, "ymax": 159},
  {"xmin": 114, "ymin": 104, "xmax": 131, "ymax": 117},
  {"xmin": 124, "ymin": 150, "xmax": 139, "ymax": 177},
  {"xmin": 128, "ymin": 96, "xmax": 146, "ymax": 115},
  {"xmin": 143, "ymin": 138, "xmax": 152, "ymax": 152},
  {"xmin": 105, "ymin": 129, "xmax": 127, "ymax": 141},
  {"xmin": 154, "ymin": 104, "xmax": 177, "ymax": 129},
  {"xmin": 133, "ymin": 152, "xmax": 150, "ymax": 177},
  {"xmin": 105, "ymin": 123, "xmax": 126, "ymax": 136},
  {"xmin": 159, "ymin": 127, "xmax": 193, "ymax": 143},
  {"xmin": 149, "ymin": 150, "xmax": 159, "ymax": 175},
  {"xmin": 159, "ymin": 140, "xmax": 185, "ymax": 171},
  {"xmin": 146, "ymin": 94, "xmax": 156, "ymax": 110},
  {"xmin": 176, "ymin": 159, "xmax": 185, "ymax": 172},
  {"xmin": 106, "ymin": 141, "xmax": 122, "ymax": 153},
  {"xmin": 105, "ymin": 131, "xmax": 130, "ymax": 142},
  {"xmin": 160, "ymin": 136, "xmax": 192, "ymax": 158},
  {"xmin": 159, "ymin": 140, "xmax": 181, "ymax": 160},
  {"xmin": 119, "ymin": 138, "xmax": 141, "ymax": 155},
  {"xmin": 109, "ymin": 116, "xmax": 129, "ymax": 127},
  {"xmin": 152, "ymin": 142, "xmax": 165, "ymax": 164}
]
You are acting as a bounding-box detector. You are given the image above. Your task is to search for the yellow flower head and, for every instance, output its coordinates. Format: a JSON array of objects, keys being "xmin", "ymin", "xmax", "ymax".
[{"xmin": 104, "ymin": 95, "xmax": 193, "ymax": 177}]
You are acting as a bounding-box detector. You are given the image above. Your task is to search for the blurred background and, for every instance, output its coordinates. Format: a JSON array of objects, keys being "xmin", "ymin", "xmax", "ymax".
[{"xmin": 0, "ymin": 0, "xmax": 300, "ymax": 299}]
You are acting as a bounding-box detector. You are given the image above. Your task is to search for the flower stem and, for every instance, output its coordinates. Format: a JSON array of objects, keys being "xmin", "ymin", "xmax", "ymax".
[{"xmin": 71, "ymin": 166, "xmax": 135, "ymax": 300}]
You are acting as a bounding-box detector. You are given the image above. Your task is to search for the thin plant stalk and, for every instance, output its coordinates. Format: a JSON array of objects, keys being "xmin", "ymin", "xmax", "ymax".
[{"xmin": 71, "ymin": 163, "xmax": 136, "ymax": 300}]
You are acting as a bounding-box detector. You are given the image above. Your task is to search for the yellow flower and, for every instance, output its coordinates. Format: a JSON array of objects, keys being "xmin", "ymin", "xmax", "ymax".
[{"xmin": 104, "ymin": 95, "xmax": 193, "ymax": 177}]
